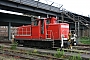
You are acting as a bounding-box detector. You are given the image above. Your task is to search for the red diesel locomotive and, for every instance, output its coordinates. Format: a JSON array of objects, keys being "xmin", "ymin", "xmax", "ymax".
[{"xmin": 15, "ymin": 17, "xmax": 70, "ymax": 48}]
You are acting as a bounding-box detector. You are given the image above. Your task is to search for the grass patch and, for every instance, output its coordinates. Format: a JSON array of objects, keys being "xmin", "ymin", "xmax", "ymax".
[
  {"xmin": 0, "ymin": 45, "xmax": 4, "ymax": 50},
  {"xmin": 54, "ymin": 48, "xmax": 65, "ymax": 58},
  {"xmin": 79, "ymin": 37, "xmax": 90, "ymax": 44},
  {"xmin": 69, "ymin": 54, "xmax": 82, "ymax": 60},
  {"xmin": 10, "ymin": 42, "xmax": 18, "ymax": 50}
]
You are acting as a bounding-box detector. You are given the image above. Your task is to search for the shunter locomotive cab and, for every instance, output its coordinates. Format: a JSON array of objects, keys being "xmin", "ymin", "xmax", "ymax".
[{"xmin": 15, "ymin": 17, "xmax": 70, "ymax": 48}]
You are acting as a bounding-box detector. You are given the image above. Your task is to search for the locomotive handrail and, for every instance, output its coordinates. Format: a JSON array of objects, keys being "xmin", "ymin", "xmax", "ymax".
[
  {"xmin": 46, "ymin": 30, "xmax": 54, "ymax": 40},
  {"xmin": 15, "ymin": 26, "xmax": 31, "ymax": 36},
  {"xmin": 46, "ymin": 30, "xmax": 52, "ymax": 39}
]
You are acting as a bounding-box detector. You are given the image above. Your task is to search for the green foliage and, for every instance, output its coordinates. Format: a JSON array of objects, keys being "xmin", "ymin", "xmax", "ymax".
[
  {"xmin": 33, "ymin": 49, "xmax": 37, "ymax": 53},
  {"xmin": 28, "ymin": 50, "xmax": 32, "ymax": 54},
  {"xmin": 80, "ymin": 37, "xmax": 90, "ymax": 41},
  {"xmin": 0, "ymin": 45, "xmax": 4, "ymax": 50},
  {"xmin": 54, "ymin": 48, "xmax": 64, "ymax": 58},
  {"xmin": 69, "ymin": 56, "xmax": 76, "ymax": 60},
  {"xmin": 10, "ymin": 42, "xmax": 18, "ymax": 50},
  {"xmin": 69, "ymin": 54, "xmax": 82, "ymax": 60},
  {"xmin": 28, "ymin": 49, "xmax": 38, "ymax": 55},
  {"xmin": 80, "ymin": 37, "xmax": 90, "ymax": 44},
  {"xmin": 77, "ymin": 54, "xmax": 82, "ymax": 60}
]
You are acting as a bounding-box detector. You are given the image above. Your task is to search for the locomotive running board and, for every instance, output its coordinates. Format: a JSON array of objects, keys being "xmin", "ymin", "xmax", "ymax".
[
  {"xmin": 52, "ymin": 47, "xmax": 60, "ymax": 48},
  {"xmin": 46, "ymin": 38, "xmax": 51, "ymax": 40}
]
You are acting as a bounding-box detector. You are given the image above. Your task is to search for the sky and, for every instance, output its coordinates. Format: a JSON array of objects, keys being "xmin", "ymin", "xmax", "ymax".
[{"xmin": 35, "ymin": 0, "xmax": 90, "ymax": 17}]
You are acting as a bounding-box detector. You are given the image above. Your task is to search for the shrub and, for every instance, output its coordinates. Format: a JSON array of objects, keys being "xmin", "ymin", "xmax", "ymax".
[
  {"xmin": 54, "ymin": 48, "xmax": 64, "ymax": 58},
  {"xmin": 10, "ymin": 42, "xmax": 18, "ymax": 50}
]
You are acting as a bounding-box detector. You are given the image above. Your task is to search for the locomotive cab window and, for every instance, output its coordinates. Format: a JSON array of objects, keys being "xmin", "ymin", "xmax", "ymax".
[
  {"xmin": 34, "ymin": 20, "xmax": 39, "ymax": 26},
  {"xmin": 46, "ymin": 20, "xmax": 50, "ymax": 24}
]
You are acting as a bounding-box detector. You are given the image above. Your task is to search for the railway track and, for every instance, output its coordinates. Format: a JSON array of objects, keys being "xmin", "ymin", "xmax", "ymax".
[
  {"xmin": 78, "ymin": 43, "xmax": 90, "ymax": 46},
  {"xmin": 64, "ymin": 48, "xmax": 90, "ymax": 55},
  {"xmin": 0, "ymin": 42, "xmax": 90, "ymax": 53},
  {"xmin": 0, "ymin": 42, "xmax": 90, "ymax": 60},
  {"xmin": 52, "ymin": 47, "xmax": 90, "ymax": 55},
  {"xmin": 0, "ymin": 48, "xmax": 64, "ymax": 60},
  {"xmin": 0, "ymin": 44, "xmax": 90, "ymax": 60},
  {"xmin": 72, "ymin": 46, "xmax": 90, "ymax": 51}
]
